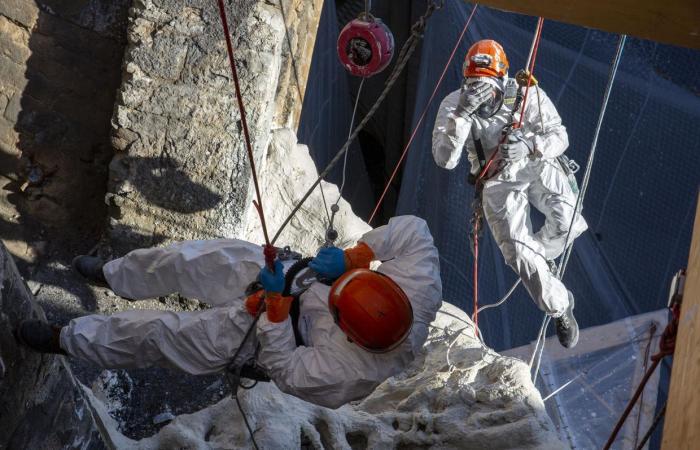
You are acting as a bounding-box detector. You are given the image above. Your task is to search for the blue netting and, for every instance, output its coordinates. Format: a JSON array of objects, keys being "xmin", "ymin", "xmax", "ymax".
[
  {"xmin": 299, "ymin": 1, "xmax": 699, "ymax": 352},
  {"xmin": 394, "ymin": 2, "xmax": 700, "ymax": 351},
  {"xmin": 297, "ymin": 0, "xmax": 375, "ymax": 218}
]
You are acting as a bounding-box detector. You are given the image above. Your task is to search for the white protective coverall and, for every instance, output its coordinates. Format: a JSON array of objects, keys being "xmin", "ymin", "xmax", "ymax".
[
  {"xmin": 60, "ymin": 215, "xmax": 442, "ymax": 409},
  {"xmin": 432, "ymin": 80, "xmax": 587, "ymax": 316}
]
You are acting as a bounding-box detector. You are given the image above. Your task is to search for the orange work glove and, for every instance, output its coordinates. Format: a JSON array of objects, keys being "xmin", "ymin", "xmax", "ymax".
[
  {"xmin": 265, "ymin": 292, "xmax": 294, "ymax": 323},
  {"xmin": 245, "ymin": 289, "xmax": 265, "ymax": 316},
  {"xmin": 344, "ymin": 242, "xmax": 375, "ymax": 270}
]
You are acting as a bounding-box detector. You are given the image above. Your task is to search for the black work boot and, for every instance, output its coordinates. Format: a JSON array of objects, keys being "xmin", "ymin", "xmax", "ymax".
[
  {"xmin": 555, "ymin": 291, "xmax": 579, "ymax": 348},
  {"xmin": 16, "ymin": 320, "xmax": 66, "ymax": 355},
  {"xmin": 72, "ymin": 255, "xmax": 107, "ymax": 285}
]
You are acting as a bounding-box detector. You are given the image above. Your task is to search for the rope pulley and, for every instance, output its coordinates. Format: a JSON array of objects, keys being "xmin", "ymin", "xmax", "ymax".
[{"xmin": 337, "ymin": 14, "xmax": 395, "ymax": 77}]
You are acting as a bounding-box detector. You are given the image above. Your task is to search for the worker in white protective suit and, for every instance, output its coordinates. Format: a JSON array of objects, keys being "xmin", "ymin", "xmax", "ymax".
[
  {"xmin": 432, "ymin": 39, "xmax": 587, "ymax": 348},
  {"xmin": 16, "ymin": 216, "xmax": 442, "ymax": 409}
]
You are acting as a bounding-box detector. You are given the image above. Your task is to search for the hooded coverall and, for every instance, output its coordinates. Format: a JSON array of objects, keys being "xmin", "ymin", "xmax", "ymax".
[
  {"xmin": 60, "ymin": 215, "xmax": 442, "ymax": 409},
  {"xmin": 432, "ymin": 81, "xmax": 587, "ymax": 317}
]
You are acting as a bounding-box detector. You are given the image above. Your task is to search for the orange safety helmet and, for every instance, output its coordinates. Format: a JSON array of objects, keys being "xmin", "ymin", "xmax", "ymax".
[
  {"xmin": 463, "ymin": 39, "xmax": 509, "ymax": 79},
  {"xmin": 328, "ymin": 269, "xmax": 413, "ymax": 353}
]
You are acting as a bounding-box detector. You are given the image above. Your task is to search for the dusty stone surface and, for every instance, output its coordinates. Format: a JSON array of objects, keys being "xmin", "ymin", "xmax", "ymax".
[
  {"xmin": 242, "ymin": 127, "xmax": 371, "ymax": 253},
  {"xmin": 107, "ymin": 0, "xmax": 324, "ymax": 255},
  {"xmin": 271, "ymin": 0, "xmax": 324, "ymax": 129},
  {"xmin": 108, "ymin": 0, "xmax": 277, "ymax": 254},
  {"xmin": 0, "ymin": 242, "xmax": 108, "ymax": 449},
  {"xmin": 89, "ymin": 303, "xmax": 563, "ymax": 449},
  {"xmin": 0, "ymin": 0, "xmax": 129, "ymax": 268}
]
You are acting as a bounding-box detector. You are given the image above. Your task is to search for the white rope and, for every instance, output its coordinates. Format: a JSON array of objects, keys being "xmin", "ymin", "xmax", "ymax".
[
  {"xmin": 531, "ymin": 315, "xmax": 551, "ymax": 383},
  {"xmin": 532, "ymin": 34, "xmax": 627, "ymax": 388},
  {"xmin": 524, "ymin": 18, "xmax": 543, "ymax": 72},
  {"xmin": 335, "ymin": 78, "xmax": 365, "ymax": 207},
  {"xmin": 528, "ymin": 314, "xmax": 549, "ymax": 368},
  {"xmin": 542, "ymin": 371, "xmax": 580, "ymax": 402},
  {"xmin": 477, "ymin": 279, "xmax": 521, "ymax": 315},
  {"xmin": 557, "ymin": 34, "xmax": 627, "ymax": 279}
]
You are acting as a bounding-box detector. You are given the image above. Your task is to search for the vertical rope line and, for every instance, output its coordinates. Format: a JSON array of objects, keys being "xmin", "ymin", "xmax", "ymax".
[
  {"xmin": 368, "ymin": 4, "xmax": 478, "ymax": 224},
  {"xmin": 516, "ymin": 17, "xmax": 544, "ymax": 130},
  {"xmin": 336, "ymin": 78, "xmax": 366, "ymax": 206},
  {"xmin": 557, "ymin": 34, "xmax": 627, "ymax": 279},
  {"xmin": 534, "ymin": 34, "xmax": 628, "ymax": 389},
  {"xmin": 215, "ymin": 0, "xmax": 272, "ymax": 250}
]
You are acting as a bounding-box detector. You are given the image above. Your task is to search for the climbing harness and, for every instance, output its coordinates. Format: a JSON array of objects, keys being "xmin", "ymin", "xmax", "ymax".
[
  {"xmin": 271, "ymin": 0, "xmax": 445, "ymax": 246},
  {"xmin": 368, "ymin": 4, "xmax": 478, "ymax": 224},
  {"xmin": 222, "ymin": 250, "xmax": 313, "ymax": 450}
]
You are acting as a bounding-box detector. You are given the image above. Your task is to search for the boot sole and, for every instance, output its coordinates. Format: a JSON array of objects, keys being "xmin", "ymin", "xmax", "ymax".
[{"xmin": 563, "ymin": 293, "xmax": 579, "ymax": 348}]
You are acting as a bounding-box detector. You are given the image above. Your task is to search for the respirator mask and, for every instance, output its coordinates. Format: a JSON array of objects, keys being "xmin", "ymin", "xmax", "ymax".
[{"xmin": 464, "ymin": 76, "xmax": 505, "ymax": 119}]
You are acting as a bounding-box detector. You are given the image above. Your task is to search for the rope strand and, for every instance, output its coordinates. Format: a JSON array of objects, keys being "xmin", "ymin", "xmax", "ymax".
[
  {"xmin": 271, "ymin": 0, "xmax": 445, "ymax": 245},
  {"xmin": 557, "ymin": 34, "xmax": 627, "ymax": 279},
  {"xmin": 532, "ymin": 34, "xmax": 628, "ymax": 386},
  {"xmin": 368, "ymin": 4, "xmax": 478, "ymax": 224},
  {"xmin": 215, "ymin": 0, "xmax": 275, "ymax": 267}
]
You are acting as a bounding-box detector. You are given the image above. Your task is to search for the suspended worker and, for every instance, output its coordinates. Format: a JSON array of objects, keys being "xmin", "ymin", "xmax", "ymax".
[
  {"xmin": 15, "ymin": 216, "xmax": 442, "ymax": 409},
  {"xmin": 432, "ymin": 39, "xmax": 587, "ymax": 349}
]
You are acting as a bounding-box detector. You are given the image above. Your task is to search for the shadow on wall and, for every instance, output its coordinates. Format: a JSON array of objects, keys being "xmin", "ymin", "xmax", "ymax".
[
  {"xmin": 0, "ymin": 1, "xmax": 218, "ymax": 317},
  {"xmin": 109, "ymin": 155, "xmax": 223, "ymax": 215}
]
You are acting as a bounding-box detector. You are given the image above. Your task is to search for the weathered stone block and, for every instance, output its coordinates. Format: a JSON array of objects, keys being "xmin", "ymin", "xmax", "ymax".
[
  {"xmin": 0, "ymin": 15, "xmax": 31, "ymax": 65},
  {"xmin": 0, "ymin": 242, "xmax": 109, "ymax": 449},
  {"xmin": 107, "ymin": 0, "xmax": 285, "ymax": 253},
  {"xmin": 0, "ymin": 0, "xmax": 38, "ymax": 30}
]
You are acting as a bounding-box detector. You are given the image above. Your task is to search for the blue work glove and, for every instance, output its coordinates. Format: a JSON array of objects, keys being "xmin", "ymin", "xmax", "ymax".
[
  {"xmin": 309, "ymin": 246, "xmax": 346, "ymax": 279},
  {"xmin": 259, "ymin": 260, "xmax": 285, "ymax": 294}
]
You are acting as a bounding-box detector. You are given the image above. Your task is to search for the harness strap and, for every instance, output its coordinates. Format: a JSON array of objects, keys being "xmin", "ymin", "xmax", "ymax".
[
  {"xmin": 472, "ymin": 122, "xmax": 487, "ymax": 170},
  {"xmin": 289, "ymin": 291, "xmax": 304, "ymax": 347}
]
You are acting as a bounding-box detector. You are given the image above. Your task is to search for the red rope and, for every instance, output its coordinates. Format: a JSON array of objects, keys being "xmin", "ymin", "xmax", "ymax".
[
  {"xmin": 367, "ymin": 5, "xmax": 478, "ymax": 225},
  {"xmin": 472, "ymin": 220, "xmax": 480, "ymax": 328},
  {"xmin": 471, "ymin": 17, "xmax": 544, "ymax": 328},
  {"xmin": 215, "ymin": 0, "xmax": 275, "ymax": 268},
  {"xmin": 604, "ymin": 303, "xmax": 681, "ymax": 450},
  {"xmin": 603, "ymin": 358, "xmax": 661, "ymax": 450},
  {"xmin": 517, "ymin": 17, "xmax": 544, "ymax": 129},
  {"xmin": 475, "ymin": 16, "xmax": 544, "ymax": 184}
]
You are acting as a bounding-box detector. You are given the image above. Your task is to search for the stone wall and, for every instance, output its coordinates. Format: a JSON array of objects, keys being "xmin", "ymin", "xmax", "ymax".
[
  {"xmin": 0, "ymin": 242, "xmax": 109, "ymax": 448},
  {"xmin": 0, "ymin": 0, "xmax": 129, "ymax": 266},
  {"xmin": 272, "ymin": 0, "xmax": 324, "ymax": 129},
  {"xmin": 107, "ymin": 0, "xmax": 323, "ymax": 253}
]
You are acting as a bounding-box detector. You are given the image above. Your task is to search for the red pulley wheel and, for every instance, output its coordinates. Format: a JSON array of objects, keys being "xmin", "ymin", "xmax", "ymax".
[{"xmin": 337, "ymin": 16, "xmax": 395, "ymax": 78}]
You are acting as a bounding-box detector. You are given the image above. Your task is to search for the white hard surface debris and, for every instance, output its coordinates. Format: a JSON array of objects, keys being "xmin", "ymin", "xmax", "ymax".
[
  {"xmin": 88, "ymin": 303, "xmax": 562, "ymax": 449},
  {"xmin": 242, "ymin": 127, "xmax": 372, "ymax": 255}
]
